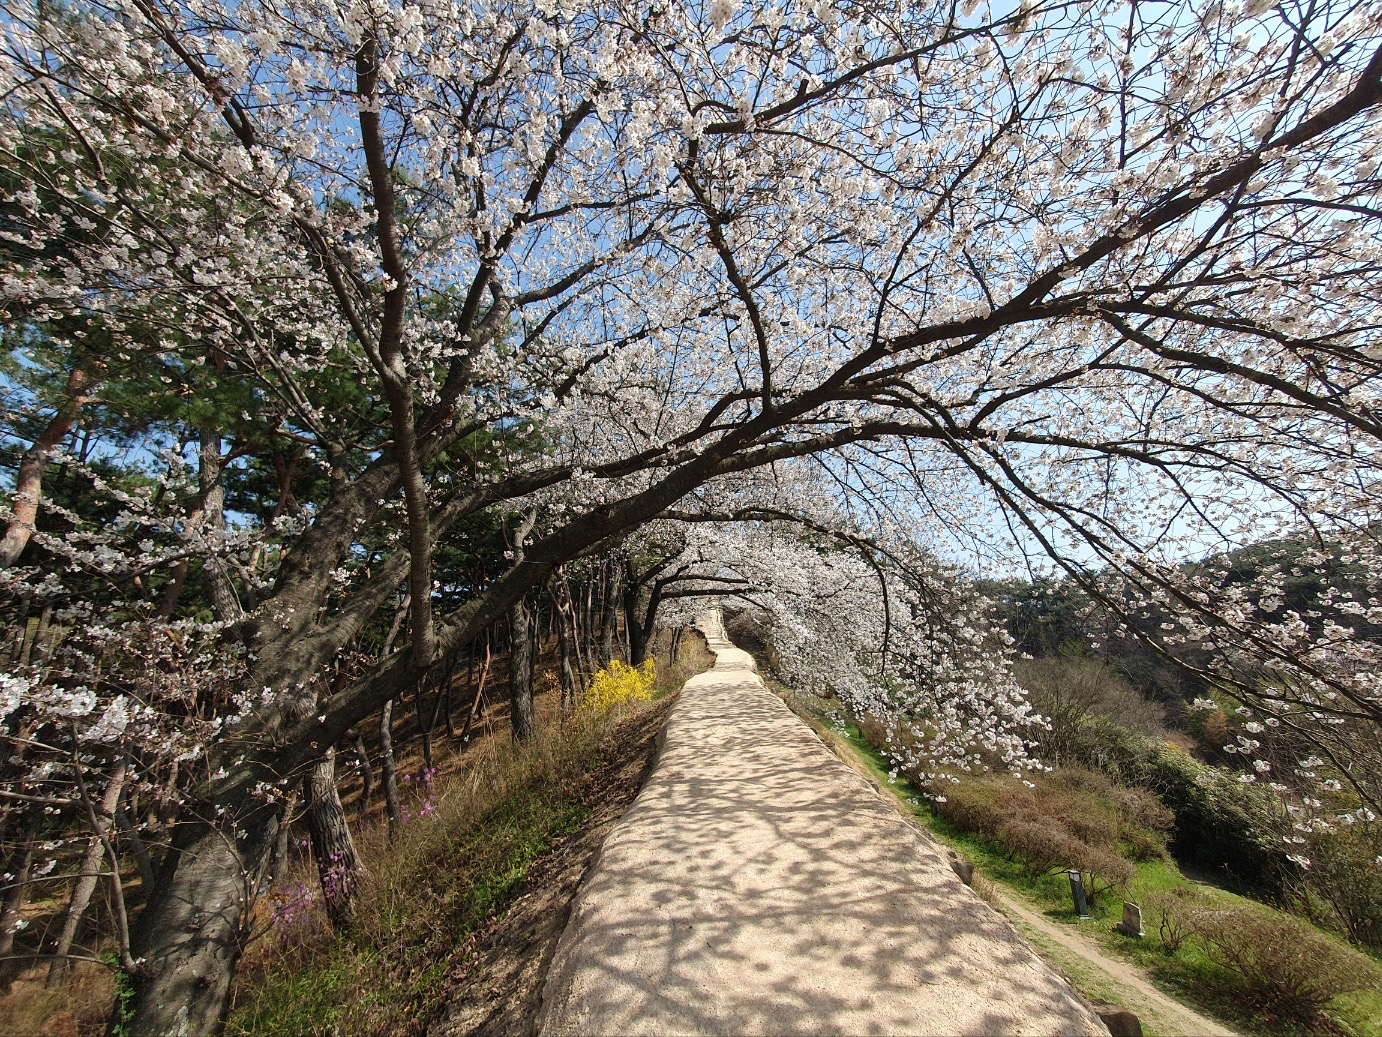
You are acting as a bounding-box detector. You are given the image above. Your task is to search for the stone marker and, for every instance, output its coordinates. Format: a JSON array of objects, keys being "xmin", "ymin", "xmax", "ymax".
[{"xmin": 1115, "ymin": 901, "xmax": 1145, "ymax": 938}]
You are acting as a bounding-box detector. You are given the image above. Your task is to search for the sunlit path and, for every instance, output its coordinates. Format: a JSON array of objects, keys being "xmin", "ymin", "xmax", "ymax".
[{"xmin": 537, "ymin": 611, "xmax": 1107, "ymax": 1037}]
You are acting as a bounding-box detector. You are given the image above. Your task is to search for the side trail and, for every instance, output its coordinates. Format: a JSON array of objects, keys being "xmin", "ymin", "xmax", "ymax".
[{"xmin": 536, "ymin": 612, "xmax": 1107, "ymax": 1036}]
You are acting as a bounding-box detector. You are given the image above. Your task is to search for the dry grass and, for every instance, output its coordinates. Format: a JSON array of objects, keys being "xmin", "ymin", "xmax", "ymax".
[
  {"xmin": 0, "ymin": 961, "xmax": 114, "ymax": 1037},
  {"xmin": 230, "ymin": 696, "xmax": 626, "ymax": 1035},
  {"xmin": 648, "ymin": 627, "xmax": 715, "ymax": 695},
  {"xmin": 229, "ymin": 627, "xmax": 711, "ymax": 1037}
]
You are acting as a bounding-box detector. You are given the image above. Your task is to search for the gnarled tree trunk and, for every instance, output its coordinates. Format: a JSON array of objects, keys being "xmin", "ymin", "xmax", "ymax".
[
  {"xmin": 126, "ymin": 808, "xmax": 278, "ymax": 1037},
  {"xmin": 303, "ymin": 748, "xmax": 365, "ymax": 929}
]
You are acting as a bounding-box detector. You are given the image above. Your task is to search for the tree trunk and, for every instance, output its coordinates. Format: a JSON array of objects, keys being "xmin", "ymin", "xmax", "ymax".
[
  {"xmin": 303, "ymin": 748, "xmax": 365, "ymax": 930},
  {"xmin": 443, "ymin": 658, "xmax": 456, "ymax": 737},
  {"xmin": 48, "ymin": 761, "xmax": 126, "ymax": 986},
  {"xmin": 509, "ymin": 597, "xmax": 534, "ymax": 741},
  {"xmin": 460, "ymin": 635, "xmax": 491, "ymax": 743},
  {"xmin": 380, "ymin": 700, "xmax": 402, "ymax": 833},
  {"xmin": 348, "ymin": 728, "xmax": 374, "ymax": 811},
  {"xmin": 623, "ymin": 561, "xmax": 648, "ymax": 667},
  {"xmin": 581, "ymin": 580, "xmax": 597, "ymax": 674},
  {"xmin": 262, "ymin": 789, "xmax": 299, "ymax": 895},
  {"xmin": 126, "ymin": 810, "xmax": 277, "ymax": 1037},
  {"xmin": 156, "ymin": 558, "xmax": 191, "ymax": 620},
  {"xmin": 600, "ymin": 558, "xmax": 624, "ymax": 667},
  {"xmin": 0, "ymin": 364, "xmax": 96, "ymax": 568},
  {"xmin": 116, "ymin": 800, "xmax": 156, "ymax": 892},
  {"xmin": 0, "ymin": 826, "xmax": 34, "ymax": 993},
  {"xmin": 198, "ymin": 426, "xmax": 241, "ymax": 621},
  {"xmin": 18, "ymin": 602, "xmax": 52, "ymax": 669},
  {"xmin": 506, "ymin": 512, "xmax": 538, "ymax": 741},
  {"xmin": 551, "ymin": 581, "xmax": 579, "ymax": 710},
  {"xmin": 7, "ymin": 595, "xmax": 31, "ymax": 665},
  {"xmin": 417, "ymin": 673, "xmax": 444, "ymax": 772}
]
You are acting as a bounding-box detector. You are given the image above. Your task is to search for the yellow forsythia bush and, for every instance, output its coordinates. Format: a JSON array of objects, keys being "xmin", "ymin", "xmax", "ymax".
[{"xmin": 582, "ymin": 659, "xmax": 656, "ymax": 713}]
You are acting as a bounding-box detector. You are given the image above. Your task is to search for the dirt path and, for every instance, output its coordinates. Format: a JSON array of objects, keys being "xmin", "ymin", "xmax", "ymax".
[
  {"xmin": 535, "ymin": 612, "xmax": 1108, "ymax": 1036},
  {"xmin": 790, "ymin": 676, "xmax": 1241, "ymax": 1037},
  {"xmin": 988, "ymin": 889, "xmax": 1237, "ymax": 1037}
]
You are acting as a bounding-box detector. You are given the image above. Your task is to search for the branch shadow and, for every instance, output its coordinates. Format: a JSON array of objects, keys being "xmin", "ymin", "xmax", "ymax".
[{"xmin": 538, "ymin": 634, "xmax": 1107, "ymax": 1037}]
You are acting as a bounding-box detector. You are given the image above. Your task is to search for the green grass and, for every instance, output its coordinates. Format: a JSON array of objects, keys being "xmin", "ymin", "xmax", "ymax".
[
  {"xmin": 231, "ymin": 788, "xmax": 589, "ymax": 1037},
  {"xmin": 778, "ymin": 686, "xmax": 1382, "ymax": 1037},
  {"xmin": 227, "ymin": 702, "xmax": 640, "ymax": 1037},
  {"xmin": 230, "ymin": 953, "xmax": 354, "ymax": 1037}
]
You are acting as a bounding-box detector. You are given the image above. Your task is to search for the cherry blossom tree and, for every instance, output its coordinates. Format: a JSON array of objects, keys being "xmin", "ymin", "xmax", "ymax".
[
  {"xmin": 0, "ymin": 0, "xmax": 1379, "ymax": 1030},
  {"xmin": 645, "ymin": 512, "xmax": 1046, "ymax": 782}
]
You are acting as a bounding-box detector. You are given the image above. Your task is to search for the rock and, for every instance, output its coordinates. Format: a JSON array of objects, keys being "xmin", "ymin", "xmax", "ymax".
[
  {"xmin": 1093, "ymin": 1005, "xmax": 1143, "ymax": 1037},
  {"xmin": 947, "ymin": 851, "xmax": 975, "ymax": 886}
]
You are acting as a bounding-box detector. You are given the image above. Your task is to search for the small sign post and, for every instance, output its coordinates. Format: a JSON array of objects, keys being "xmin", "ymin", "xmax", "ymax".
[{"xmin": 1067, "ymin": 868, "xmax": 1090, "ymax": 919}]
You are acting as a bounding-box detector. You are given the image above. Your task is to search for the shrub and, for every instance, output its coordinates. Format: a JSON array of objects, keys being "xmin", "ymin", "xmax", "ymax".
[
  {"xmin": 1039, "ymin": 767, "xmax": 1172, "ymax": 861},
  {"xmin": 1109, "ymin": 784, "xmax": 1175, "ymax": 836},
  {"xmin": 1301, "ymin": 822, "xmax": 1382, "ymax": 950},
  {"xmin": 1120, "ymin": 825, "xmax": 1168, "ymax": 862},
  {"xmin": 582, "ymin": 659, "xmax": 656, "ymax": 713},
  {"xmin": 1144, "ymin": 888, "xmax": 1204, "ymax": 952},
  {"xmin": 1042, "ymin": 768, "xmax": 1122, "ymax": 848},
  {"xmin": 1140, "ymin": 744, "xmax": 1291, "ymax": 894},
  {"xmin": 1077, "ymin": 845, "xmax": 1136, "ymax": 899},
  {"xmin": 934, "ymin": 776, "xmax": 1020, "ymax": 837},
  {"xmin": 936, "ymin": 767, "xmax": 1156, "ymax": 892},
  {"xmin": 1020, "ymin": 721, "xmax": 1291, "ymax": 899},
  {"xmin": 1186, "ymin": 908, "xmax": 1378, "ymax": 1024},
  {"xmin": 998, "ymin": 818, "xmax": 1081, "ymax": 878},
  {"xmin": 1014, "ymin": 654, "xmax": 1166, "ymax": 765}
]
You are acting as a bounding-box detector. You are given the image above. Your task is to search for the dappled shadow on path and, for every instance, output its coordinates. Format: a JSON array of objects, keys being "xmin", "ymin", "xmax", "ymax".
[{"xmin": 537, "ymin": 629, "xmax": 1106, "ymax": 1037}]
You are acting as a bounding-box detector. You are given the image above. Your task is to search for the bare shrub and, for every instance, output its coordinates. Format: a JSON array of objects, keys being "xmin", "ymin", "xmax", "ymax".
[
  {"xmin": 1187, "ymin": 908, "xmax": 1379, "ymax": 1024},
  {"xmin": 1302, "ymin": 822, "xmax": 1382, "ymax": 951},
  {"xmin": 1145, "ymin": 888, "xmax": 1204, "ymax": 952},
  {"xmin": 1041, "ymin": 767, "xmax": 1171, "ymax": 861},
  {"xmin": 935, "ymin": 777, "xmax": 1028, "ymax": 838},
  {"xmin": 1014, "ymin": 655, "xmax": 1165, "ymax": 764},
  {"xmin": 1078, "ymin": 845, "xmax": 1136, "ymax": 900},
  {"xmin": 998, "ymin": 818, "xmax": 1081, "ymax": 878},
  {"xmin": 1110, "ymin": 785, "xmax": 1175, "ymax": 836},
  {"xmin": 1061, "ymin": 805, "xmax": 1121, "ymax": 850},
  {"xmin": 938, "ymin": 767, "xmax": 1159, "ymax": 889}
]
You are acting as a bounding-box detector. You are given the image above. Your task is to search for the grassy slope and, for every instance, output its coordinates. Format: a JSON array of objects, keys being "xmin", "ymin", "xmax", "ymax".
[
  {"xmin": 228, "ymin": 719, "xmax": 600, "ymax": 1037},
  {"xmin": 772, "ymin": 682, "xmax": 1382, "ymax": 1037},
  {"xmin": 230, "ymin": 636, "xmax": 711, "ymax": 1037}
]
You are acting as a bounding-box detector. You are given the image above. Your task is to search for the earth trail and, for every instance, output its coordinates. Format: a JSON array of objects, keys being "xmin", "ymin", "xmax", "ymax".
[
  {"xmin": 535, "ymin": 612, "xmax": 1109, "ymax": 1036},
  {"xmin": 989, "ymin": 890, "xmax": 1237, "ymax": 1037}
]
